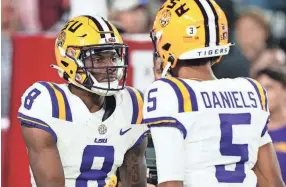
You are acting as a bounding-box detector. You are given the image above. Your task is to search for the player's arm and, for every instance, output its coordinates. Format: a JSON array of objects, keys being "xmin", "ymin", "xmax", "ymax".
[
  {"xmin": 119, "ymin": 137, "xmax": 148, "ymax": 187},
  {"xmin": 143, "ymin": 80, "xmax": 185, "ymax": 187},
  {"xmin": 253, "ymin": 142, "xmax": 285, "ymax": 187},
  {"xmin": 254, "ymin": 114, "xmax": 285, "ymax": 187},
  {"xmin": 253, "ymin": 84, "xmax": 285, "ymax": 187},
  {"xmin": 150, "ymin": 127, "xmax": 184, "ymax": 187},
  {"xmin": 21, "ymin": 125, "xmax": 65, "ymax": 187}
]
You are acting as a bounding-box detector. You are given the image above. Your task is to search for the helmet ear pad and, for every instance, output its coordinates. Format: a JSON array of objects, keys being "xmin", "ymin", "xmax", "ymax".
[{"xmin": 59, "ymin": 50, "xmax": 82, "ymax": 82}]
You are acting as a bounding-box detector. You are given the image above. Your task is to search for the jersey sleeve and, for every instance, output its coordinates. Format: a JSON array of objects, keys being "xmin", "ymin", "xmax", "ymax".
[
  {"xmin": 126, "ymin": 125, "xmax": 150, "ymax": 150},
  {"xmin": 18, "ymin": 82, "xmax": 57, "ymax": 142},
  {"xmin": 255, "ymin": 80, "xmax": 272, "ymax": 146},
  {"xmin": 150, "ymin": 126, "xmax": 185, "ymax": 183},
  {"xmin": 142, "ymin": 79, "xmax": 187, "ymax": 138},
  {"xmin": 244, "ymin": 78, "xmax": 272, "ymax": 146},
  {"xmin": 260, "ymin": 116, "xmax": 272, "ymax": 146},
  {"xmin": 244, "ymin": 78, "xmax": 269, "ymax": 112},
  {"xmin": 121, "ymin": 86, "xmax": 144, "ymax": 125}
]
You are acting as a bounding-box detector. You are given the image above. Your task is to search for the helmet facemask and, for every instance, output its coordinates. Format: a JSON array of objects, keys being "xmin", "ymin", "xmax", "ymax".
[
  {"xmin": 68, "ymin": 44, "xmax": 128, "ymax": 96},
  {"xmin": 150, "ymin": 30, "xmax": 172, "ymax": 78}
]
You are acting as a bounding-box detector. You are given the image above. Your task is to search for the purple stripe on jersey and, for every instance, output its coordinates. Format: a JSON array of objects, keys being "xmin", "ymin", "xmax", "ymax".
[
  {"xmin": 178, "ymin": 78, "xmax": 199, "ymax": 111},
  {"xmin": 38, "ymin": 82, "xmax": 59, "ymax": 118},
  {"xmin": 129, "ymin": 130, "xmax": 150, "ymax": 150},
  {"xmin": 269, "ymin": 126, "xmax": 286, "ymax": 183},
  {"xmin": 126, "ymin": 87, "xmax": 139, "ymax": 124},
  {"xmin": 263, "ymin": 87, "xmax": 268, "ymax": 111},
  {"xmin": 143, "ymin": 117, "xmax": 187, "ymax": 138},
  {"xmin": 244, "ymin": 78, "xmax": 263, "ymax": 110},
  {"xmin": 261, "ymin": 117, "xmax": 269, "ymax": 137},
  {"xmin": 52, "ymin": 83, "xmax": 73, "ymax": 122},
  {"xmin": 18, "ymin": 112, "xmax": 57, "ymax": 142},
  {"xmin": 160, "ymin": 79, "xmax": 184, "ymax": 113}
]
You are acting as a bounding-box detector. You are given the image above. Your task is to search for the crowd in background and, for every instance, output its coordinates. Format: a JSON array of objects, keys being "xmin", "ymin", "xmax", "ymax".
[{"xmin": 1, "ymin": 0, "xmax": 286, "ymax": 184}]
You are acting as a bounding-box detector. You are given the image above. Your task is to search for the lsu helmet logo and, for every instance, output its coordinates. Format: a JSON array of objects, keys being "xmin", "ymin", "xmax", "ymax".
[
  {"xmin": 105, "ymin": 37, "xmax": 116, "ymax": 43},
  {"xmin": 160, "ymin": 9, "xmax": 172, "ymax": 27},
  {"xmin": 56, "ymin": 31, "xmax": 66, "ymax": 47}
]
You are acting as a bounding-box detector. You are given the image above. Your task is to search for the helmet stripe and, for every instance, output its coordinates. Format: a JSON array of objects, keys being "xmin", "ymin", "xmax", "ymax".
[
  {"xmin": 206, "ymin": 0, "xmax": 220, "ymax": 46},
  {"xmin": 194, "ymin": 0, "xmax": 210, "ymax": 47},
  {"xmin": 195, "ymin": 0, "xmax": 220, "ymax": 47},
  {"xmin": 84, "ymin": 15, "xmax": 105, "ymax": 38},
  {"xmin": 96, "ymin": 17, "xmax": 112, "ymax": 38},
  {"xmin": 102, "ymin": 18, "xmax": 115, "ymax": 37},
  {"xmin": 198, "ymin": 0, "xmax": 217, "ymax": 47}
]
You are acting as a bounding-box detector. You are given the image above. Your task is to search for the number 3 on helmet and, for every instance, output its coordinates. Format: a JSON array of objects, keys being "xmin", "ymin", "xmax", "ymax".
[
  {"xmin": 53, "ymin": 15, "xmax": 128, "ymax": 96},
  {"xmin": 151, "ymin": 0, "xmax": 234, "ymax": 76}
]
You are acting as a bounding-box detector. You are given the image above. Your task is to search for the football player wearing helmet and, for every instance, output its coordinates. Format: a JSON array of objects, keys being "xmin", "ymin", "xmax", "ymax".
[
  {"xmin": 143, "ymin": 1, "xmax": 285, "ymax": 187},
  {"xmin": 18, "ymin": 15, "xmax": 148, "ymax": 187}
]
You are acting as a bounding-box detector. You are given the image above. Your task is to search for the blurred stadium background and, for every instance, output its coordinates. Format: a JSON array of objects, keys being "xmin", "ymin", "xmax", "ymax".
[{"xmin": 1, "ymin": 0, "xmax": 286, "ymax": 186}]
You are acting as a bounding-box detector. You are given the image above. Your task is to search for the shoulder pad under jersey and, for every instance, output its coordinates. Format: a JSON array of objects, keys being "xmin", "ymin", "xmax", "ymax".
[
  {"xmin": 143, "ymin": 77, "xmax": 199, "ymax": 138},
  {"xmin": 18, "ymin": 81, "xmax": 73, "ymax": 141},
  {"xmin": 116, "ymin": 86, "xmax": 144, "ymax": 125},
  {"xmin": 143, "ymin": 77, "xmax": 199, "ymax": 118},
  {"xmin": 242, "ymin": 77, "xmax": 269, "ymax": 112}
]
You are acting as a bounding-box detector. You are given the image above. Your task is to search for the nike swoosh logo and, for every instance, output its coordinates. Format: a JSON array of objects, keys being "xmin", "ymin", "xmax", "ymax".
[{"xmin": 120, "ymin": 128, "xmax": 132, "ymax": 135}]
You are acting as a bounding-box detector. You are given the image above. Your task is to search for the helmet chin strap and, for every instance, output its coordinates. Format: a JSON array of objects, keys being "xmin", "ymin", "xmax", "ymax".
[
  {"xmin": 58, "ymin": 46, "xmax": 66, "ymax": 57},
  {"xmin": 51, "ymin": 64, "xmax": 84, "ymax": 88},
  {"xmin": 50, "ymin": 64, "xmax": 64, "ymax": 78},
  {"xmin": 161, "ymin": 62, "xmax": 171, "ymax": 78}
]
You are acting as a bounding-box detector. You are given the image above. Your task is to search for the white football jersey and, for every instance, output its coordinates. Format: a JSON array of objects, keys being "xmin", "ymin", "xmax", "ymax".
[
  {"xmin": 143, "ymin": 77, "xmax": 271, "ymax": 187},
  {"xmin": 18, "ymin": 82, "xmax": 149, "ymax": 187}
]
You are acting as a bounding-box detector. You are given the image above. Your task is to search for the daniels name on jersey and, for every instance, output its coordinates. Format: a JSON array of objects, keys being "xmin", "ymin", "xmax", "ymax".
[
  {"xmin": 143, "ymin": 77, "xmax": 271, "ymax": 187},
  {"xmin": 18, "ymin": 81, "xmax": 149, "ymax": 187}
]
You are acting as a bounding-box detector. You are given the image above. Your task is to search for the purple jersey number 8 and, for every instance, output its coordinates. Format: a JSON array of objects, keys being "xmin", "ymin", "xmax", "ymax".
[
  {"xmin": 215, "ymin": 113, "xmax": 251, "ymax": 183},
  {"xmin": 76, "ymin": 145, "xmax": 115, "ymax": 187},
  {"xmin": 24, "ymin": 88, "xmax": 41, "ymax": 110}
]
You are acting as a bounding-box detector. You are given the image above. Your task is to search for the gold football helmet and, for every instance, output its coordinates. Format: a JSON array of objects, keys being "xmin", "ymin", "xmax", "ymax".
[
  {"xmin": 150, "ymin": 0, "xmax": 233, "ymax": 77},
  {"xmin": 53, "ymin": 15, "xmax": 128, "ymax": 96}
]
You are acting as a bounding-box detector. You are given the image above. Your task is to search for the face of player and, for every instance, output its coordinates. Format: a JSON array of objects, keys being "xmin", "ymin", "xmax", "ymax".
[
  {"xmin": 257, "ymin": 74, "xmax": 286, "ymax": 112},
  {"xmin": 84, "ymin": 50, "xmax": 121, "ymax": 83},
  {"xmin": 153, "ymin": 57, "xmax": 162, "ymax": 81}
]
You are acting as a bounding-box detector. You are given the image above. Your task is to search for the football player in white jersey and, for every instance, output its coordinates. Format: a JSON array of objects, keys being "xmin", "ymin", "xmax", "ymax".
[
  {"xmin": 143, "ymin": 0, "xmax": 285, "ymax": 187},
  {"xmin": 18, "ymin": 15, "xmax": 149, "ymax": 187}
]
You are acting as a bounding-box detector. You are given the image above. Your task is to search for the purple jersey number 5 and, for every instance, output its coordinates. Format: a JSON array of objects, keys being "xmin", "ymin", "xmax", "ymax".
[
  {"xmin": 147, "ymin": 88, "xmax": 158, "ymax": 112},
  {"xmin": 216, "ymin": 113, "xmax": 251, "ymax": 183}
]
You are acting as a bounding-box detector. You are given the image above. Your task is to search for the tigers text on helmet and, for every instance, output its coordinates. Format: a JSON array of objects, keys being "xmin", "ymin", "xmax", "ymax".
[
  {"xmin": 150, "ymin": 0, "xmax": 234, "ymax": 77},
  {"xmin": 53, "ymin": 15, "xmax": 128, "ymax": 96}
]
